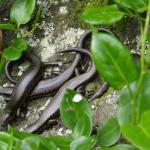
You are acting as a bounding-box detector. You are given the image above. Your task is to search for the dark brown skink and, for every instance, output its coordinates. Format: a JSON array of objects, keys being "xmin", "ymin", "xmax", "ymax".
[
  {"xmin": 0, "ymin": 28, "xmax": 113, "ymax": 98},
  {"xmin": 4, "ymin": 59, "xmax": 66, "ymax": 84},
  {"xmin": 0, "ymin": 52, "xmax": 41, "ymax": 126},
  {"xmin": 24, "ymin": 48, "xmax": 96, "ymax": 133},
  {"xmin": 0, "ymin": 49, "xmax": 81, "ymax": 99}
]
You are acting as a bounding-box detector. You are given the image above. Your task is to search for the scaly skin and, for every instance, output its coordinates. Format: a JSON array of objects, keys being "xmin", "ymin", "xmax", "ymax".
[
  {"xmin": 0, "ymin": 52, "xmax": 41, "ymax": 126},
  {"xmin": 24, "ymin": 48, "xmax": 96, "ymax": 133}
]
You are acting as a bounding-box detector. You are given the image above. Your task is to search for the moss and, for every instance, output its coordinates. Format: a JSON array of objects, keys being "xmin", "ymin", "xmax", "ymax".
[
  {"xmin": 94, "ymin": 87, "xmax": 114, "ymax": 106},
  {"xmin": 110, "ymin": 17, "xmax": 139, "ymax": 50},
  {"xmin": 67, "ymin": 0, "xmax": 108, "ymax": 28},
  {"xmin": 67, "ymin": 0, "xmax": 139, "ymax": 48}
]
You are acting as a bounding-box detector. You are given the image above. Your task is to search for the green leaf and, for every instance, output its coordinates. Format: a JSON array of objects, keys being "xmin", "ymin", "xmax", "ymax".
[
  {"xmin": 3, "ymin": 38, "xmax": 28, "ymax": 61},
  {"xmin": 82, "ymin": 5, "xmax": 125, "ymax": 25},
  {"xmin": 146, "ymin": 33, "xmax": 150, "ymax": 42},
  {"xmin": 10, "ymin": 0, "xmax": 36, "ymax": 25},
  {"xmin": 73, "ymin": 113, "xmax": 92, "ymax": 139},
  {"xmin": 100, "ymin": 144, "xmax": 136, "ymax": 150},
  {"xmin": 47, "ymin": 136, "xmax": 72, "ymax": 150},
  {"xmin": 0, "ymin": 132, "xmax": 15, "ymax": 149},
  {"xmin": 8, "ymin": 126, "xmax": 60, "ymax": 150},
  {"xmin": 70, "ymin": 136, "xmax": 96, "ymax": 150},
  {"xmin": 118, "ymin": 73, "xmax": 150, "ymax": 126},
  {"xmin": 139, "ymin": 111, "xmax": 150, "ymax": 136},
  {"xmin": 12, "ymin": 38, "xmax": 28, "ymax": 51},
  {"xmin": 97, "ymin": 117, "xmax": 121, "ymax": 148},
  {"xmin": 0, "ymin": 24, "xmax": 16, "ymax": 30},
  {"xmin": 60, "ymin": 90, "xmax": 92, "ymax": 131},
  {"xmin": 114, "ymin": 0, "xmax": 148, "ymax": 13},
  {"xmin": 137, "ymin": 73, "xmax": 150, "ymax": 121},
  {"xmin": 143, "ymin": 0, "xmax": 149, "ymax": 5},
  {"xmin": 117, "ymin": 82, "xmax": 135, "ymax": 126},
  {"xmin": 16, "ymin": 136, "xmax": 57, "ymax": 150},
  {"xmin": 92, "ymin": 32, "xmax": 138, "ymax": 89},
  {"xmin": 4, "ymin": 46, "xmax": 22, "ymax": 61},
  {"xmin": 8, "ymin": 126, "xmax": 34, "ymax": 140},
  {"xmin": 122, "ymin": 125, "xmax": 150, "ymax": 149},
  {"xmin": 122, "ymin": 111, "xmax": 150, "ymax": 150},
  {"xmin": 39, "ymin": 138, "xmax": 57, "ymax": 150},
  {"xmin": 16, "ymin": 137, "xmax": 40, "ymax": 150},
  {"xmin": 0, "ymin": 141, "xmax": 8, "ymax": 150},
  {"xmin": 145, "ymin": 48, "xmax": 150, "ymax": 64}
]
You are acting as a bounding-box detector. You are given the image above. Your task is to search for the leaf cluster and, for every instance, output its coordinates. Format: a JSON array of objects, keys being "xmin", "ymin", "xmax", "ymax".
[
  {"xmin": 0, "ymin": 89, "xmax": 125, "ymax": 150},
  {"xmin": 0, "ymin": 0, "xmax": 37, "ymax": 77},
  {"xmin": 82, "ymin": 0, "xmax": 150, "ymax": 149},
  {"xmin": 0, "ymin": 0, "xmax": 36, "ymax": 61},
  {"xmin": 0, "ymin": 0, "xmax": 150, "ymax": 150}
]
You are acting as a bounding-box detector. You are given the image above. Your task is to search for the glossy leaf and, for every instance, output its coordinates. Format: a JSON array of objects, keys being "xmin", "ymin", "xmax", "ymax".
[
  {"xmin": 3, "ymin": 38, "xmax": 28, "ymax": 61},
  {"xmin": 97, "ymin": 117, "xmax": 121, "ymax": 147},
  {"xmin": 92, "ymin": 32, "xmax": 138, "ymax": 89},
  {"xmin": 47, "ymin": 136, "xmax": 72, "ymax": 150},
  {"xmin": 0, "ymin": 132, "xmax": 14, "ymax": 149},
  {"xmin": 82, "ymin": 5, "xmax": 124, "ymax": 25},
  {"xmin": 70, "ymin": 136, "xmax": 96, "ymax": 150},
  {"xmin": 10, "ymin": 0, "xmax": 36, "ymax": 25},
  {"xmin": 17, "ymin": 136, "xmax": 57, "ymax": 150},
  {"xmin": 4, "ymin": 47, "xmax": 22, "ymax": 61},
  {"xmin": 0, "ymin": 141, "xmax": 8, "ymax": 150},
  {"xmin": 38, "ymin": 138, "xmax": 57, "ymax": 150},
  {"xmin": 144, "ymin": 0, "xmax": 149, "ymax": 3},
  {"xmin": 0, "ymin": 24, "xmax": 16, "ymax": 30},
  {"xmin": 114, "ymin": 0, "xmax": 148, "ymax": 12},
  {"xmin": 73, "ymin": 113, "xmax": 92, "ymax": 138},
  {"xmin": 60, "ymin": 90, "xmax": 92, "ymax": 131},
  {"xmin": 118, "ymin": 73, "xmax": 150, "ymax": 126},
  {"xmin": 145, "ymin": 48, "xmax": 150, "ymax": 64},
  {"xmin": 12, "ymin": 38, "xmax": 28, "ymax": 52},
  {"xmin": 8, "ymin": 126, "xmax": 34, "ymax": 140},
  {"xmin": 122, "ymin": 111, "xmax": 150, "ymax": 150},
  {"xmin": 146, "ymin": 32, "xmax": 150, "ymax": 42},
  {"xmin": 117, "ymin": 83, "xmax": 134, "ymax": 126},
  {"xmin": 100, "ymin": 144, "xmax": 136, "ymax": 150},
  {"xmin": 139, "ymin": 111, "xmax": 150, "ymax": 136},
  {"xmin": 136, "ymin": 73, "xmax": 150, "ymax": 121}
]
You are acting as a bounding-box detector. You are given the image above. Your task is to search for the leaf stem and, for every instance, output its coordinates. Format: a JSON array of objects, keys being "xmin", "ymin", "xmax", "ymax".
[
  {"xmin": 23, "ymin": 5, "xmax": 41, "ymax": 38},
  {"xmin": 0, "ymin": 24, "xmax": 16, "ymax": 30},
  {"xmin": 131, "ymin": 1, "xmax": 150, "ymax": 124}
]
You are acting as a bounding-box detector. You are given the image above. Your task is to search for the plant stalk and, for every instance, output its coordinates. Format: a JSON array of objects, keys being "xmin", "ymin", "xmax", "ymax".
[{"xmin": 131, "ymin": 2, "xmax": 150, "ymax": 124}]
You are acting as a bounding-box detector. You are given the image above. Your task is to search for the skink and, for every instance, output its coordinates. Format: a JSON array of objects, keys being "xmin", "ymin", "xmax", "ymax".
[
  {"xmin": 0, "ymin": 52, "xmax": 41, "ymax": 126},
  {"xmin": 24, "ymin": 48, "xmax": 96, "ymax": 133},
  {"xmin": 0, "ymin": 49, "xmax": 81, "ymax": 99}
]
